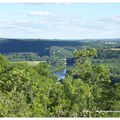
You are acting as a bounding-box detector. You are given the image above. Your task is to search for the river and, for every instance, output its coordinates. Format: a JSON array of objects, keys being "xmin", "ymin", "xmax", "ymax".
[{"xmin": 54, "ymin": 69, "xmax": 67, "ymax": 80}]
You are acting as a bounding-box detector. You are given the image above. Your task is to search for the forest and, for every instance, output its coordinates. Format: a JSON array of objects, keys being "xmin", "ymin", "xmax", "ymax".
[{"xmin": 0, "ymin": 38, "xmax": 120, "ymax": 117}]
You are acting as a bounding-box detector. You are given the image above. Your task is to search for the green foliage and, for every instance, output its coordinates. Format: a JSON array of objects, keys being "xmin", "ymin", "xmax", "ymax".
[
  {"xmin": 6, "ymin": 53, "xmax": 41, "ymax": 61},
  {"xmin": 49, "ymin": 46, "xmax": 73, "ymax": 59},
  {"xmin": 0, "ymin": 48, "xmax": 120, "ymax": 117},
  {"xmin": 73, "ymin": 48, "xmax": 97, "ymax": 58},
  {"xmin": 0, "ymin": 91, "xmax": 32, "ymax": 117},
  {"xmin": 0, "ymin": 55, "xmax": 10, "ymax": 73},
  {"xmin": 72, "ymin": 49, "xmax": 114, "ymax": 117},
  {"xmin": 34, "ymin": 62, "xmax": 50, "ymax": 76}
]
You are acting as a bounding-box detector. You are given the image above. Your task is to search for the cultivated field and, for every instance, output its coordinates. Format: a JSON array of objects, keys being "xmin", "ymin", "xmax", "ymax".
[{"xmin": 11, "ymin": 61, "xmax": 45, "ymax": 66}]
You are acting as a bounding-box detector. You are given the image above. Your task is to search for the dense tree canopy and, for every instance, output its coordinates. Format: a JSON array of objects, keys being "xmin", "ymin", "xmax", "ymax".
[{"xmin": 0, "ymin": 49, "xmax": 120, "ymax": 117}]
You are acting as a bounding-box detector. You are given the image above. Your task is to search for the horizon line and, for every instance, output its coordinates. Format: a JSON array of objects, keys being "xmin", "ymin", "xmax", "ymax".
[{"xmin": 0, "ymin": 37, "xmax": 120, "ymax": 41}]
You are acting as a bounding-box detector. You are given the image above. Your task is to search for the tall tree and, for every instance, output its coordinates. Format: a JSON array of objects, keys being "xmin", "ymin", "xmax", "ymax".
[{"xmin": 72, "ymin": 49, "xmax": 111, "ymax": 117}]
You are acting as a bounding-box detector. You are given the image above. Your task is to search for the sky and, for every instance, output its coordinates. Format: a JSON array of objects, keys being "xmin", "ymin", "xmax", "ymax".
[{"xmin": 0, "ymin": 3, "xmax": 120, "ymax": 39}]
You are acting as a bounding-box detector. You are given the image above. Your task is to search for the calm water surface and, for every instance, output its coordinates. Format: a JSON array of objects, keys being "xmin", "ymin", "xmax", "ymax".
[{"xmin": 54, "ymin": 69, "xmax": 67, "ymax": 80}]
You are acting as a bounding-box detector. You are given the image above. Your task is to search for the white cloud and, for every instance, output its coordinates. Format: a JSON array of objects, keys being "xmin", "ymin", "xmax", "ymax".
[
  {"xmin": 29, "ymin": 11, "xmax": 52, "ymax": 16},
  {"xmin": 1, "ymin": 14, "xmax": 120, "ymax": 39},
  {"xmin": 1, "ymin": 0, "xmax": 120, "ymax": 4},
  {"xmin": 99, "ymin": 15, "xmax": 120, "ymax": 24},
  {"xmin": 16, "ymin": 19, "xmax": 29, "ymax": 24}
]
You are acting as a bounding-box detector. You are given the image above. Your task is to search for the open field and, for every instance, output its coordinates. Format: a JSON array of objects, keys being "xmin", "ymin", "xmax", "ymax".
[
  {"xmin": 111, "ymin": 48, "xmax": 120, "ymax": 51},
  {"xmin": 11, "ymin": 61, "xmax": 45, "ymax": 66}
]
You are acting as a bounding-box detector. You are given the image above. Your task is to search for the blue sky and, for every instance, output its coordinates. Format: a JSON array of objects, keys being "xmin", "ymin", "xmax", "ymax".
[{"xmin": 0, "ymin": 3, "xmax": 120, "ymax": 39}]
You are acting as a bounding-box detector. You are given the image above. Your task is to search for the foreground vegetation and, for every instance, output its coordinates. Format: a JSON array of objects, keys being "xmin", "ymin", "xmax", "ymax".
[{"xmin": 0, "ymin": 49, "xmax": 120, "ymax": 117}]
